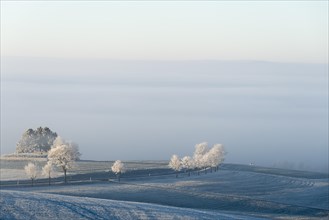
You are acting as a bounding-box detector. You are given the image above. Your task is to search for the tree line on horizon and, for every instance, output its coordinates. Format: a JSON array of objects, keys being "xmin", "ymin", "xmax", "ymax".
[
  {"xmin": 20, "ymin": 128, "xmax": 226, "ymax": 185},
  {"xmin": 169, "ymin": 142, "xmax": 226, "ymax": 177}
]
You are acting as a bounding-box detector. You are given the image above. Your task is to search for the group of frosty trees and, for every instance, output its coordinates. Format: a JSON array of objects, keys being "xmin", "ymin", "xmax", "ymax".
[
  {"xmin": 25, "ymin": 157, "xmax": 125, "ymax": 185},
  {"xmin": 25, "ymin": 136, "xmax": 81, "ymax": 185},
  {"xmin": 24, "ymin": 135, "xmax": 126, "ymax": 185},
  {"xmin": 17, "ymin": 127, "xmax": 58, "ymax": 153},
  {"xmin": 169, "ymin": 142, "xmax": 226, "ymax": 177}
]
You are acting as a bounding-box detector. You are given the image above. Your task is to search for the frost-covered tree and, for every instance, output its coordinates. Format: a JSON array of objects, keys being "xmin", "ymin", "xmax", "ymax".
[
  {"xmin": 181, "ymin": 156, "xmax": 194, "ymax": 176},
  {"xmin": 168, "ymin": 154, "xmax": 181, "ymax": 178},
  {"xmin": 111, "ymin": 160, "xmax": 125, "ymax": 182},
  {"xmin": 25, "ymin": 162, "xmax": 39, "ymax": 186},
  {"xmin": 42, "ymin": 161, "xmax": 54, "ymax": 186},
  {"xmin": 193, "ymin": 142, "xmax": 208, "ymax": 175},
  {"xmin": 203, "ymin": 144, "xmax": 226, "ymax": 172},
  {"xmin": 47, "ymin": 137, "xmax": 80, "ymax": 183},
  {"xmin": 16, "ymin": 127, "xmax": 57, "ymax": 153},
  {"xmin": 202, "ymin": 152, "xmax": 212, "ymax": 174},
  {"xmin": 211, "ymin": 144, "xmax": 226, "ymax": 171}
]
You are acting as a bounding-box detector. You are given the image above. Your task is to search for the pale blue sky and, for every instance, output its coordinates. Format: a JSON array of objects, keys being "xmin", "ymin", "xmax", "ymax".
[{"xmin": 1, "ymin": 1, "xmax": 328, "ymax": 63}]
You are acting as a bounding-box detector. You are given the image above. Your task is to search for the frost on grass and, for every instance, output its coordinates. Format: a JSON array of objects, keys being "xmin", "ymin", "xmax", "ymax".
[
  {"xmin": 1, "ymin": 162, "xmax": 328, "ymax": 219},
  {"xmin": 0, "ymin": 190, "xmax": 254, "ymax": 220}
]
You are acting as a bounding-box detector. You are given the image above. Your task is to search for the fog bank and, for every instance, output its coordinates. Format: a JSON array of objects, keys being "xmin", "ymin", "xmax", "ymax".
[{"xmin": 1, "ymin": 57, "xmax": 328, "ymax": 172}]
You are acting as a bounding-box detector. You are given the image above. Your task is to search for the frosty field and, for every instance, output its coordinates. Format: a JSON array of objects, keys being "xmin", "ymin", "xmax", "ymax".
[{"xmin": 0, "ymin": 160, "xmax": 328, "ymax": 219}]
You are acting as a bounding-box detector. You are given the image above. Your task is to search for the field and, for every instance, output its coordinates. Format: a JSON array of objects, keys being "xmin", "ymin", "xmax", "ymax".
[{"xmin": 1, "ymin": 159, "xmax": 328, "ymax": 219}]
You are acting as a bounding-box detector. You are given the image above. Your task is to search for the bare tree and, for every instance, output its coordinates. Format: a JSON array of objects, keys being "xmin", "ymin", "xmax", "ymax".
[
  {"xmin": 111, "ymin": 160, "xmax": 125, "ymax": 182},
  {"xmin": 168, "ymin": 154, "xmax": 181, "ymax": 178},
  {"xmin": 25, "ymin": 162, "xmax": 39, "ymax": 186},
  {"xmin": 48, "ymin": 137, "xmax": 81, "ymax": 183},
  {"xmin": 42, "ymin": 161, "xmax": 54, "ymax": 185}
]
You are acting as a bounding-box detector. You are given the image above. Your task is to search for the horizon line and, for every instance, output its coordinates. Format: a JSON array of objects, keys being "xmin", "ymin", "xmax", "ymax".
[{"xmin": 2, "ymin": 56, "xmax": 328, "ymax": 65}]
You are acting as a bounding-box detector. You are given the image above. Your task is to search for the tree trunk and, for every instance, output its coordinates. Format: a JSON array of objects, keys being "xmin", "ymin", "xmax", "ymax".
[
  {"xmin": 118, "ymin": 173, "xmax": 121, "ymax": 182},
  {"xmin": 48, "ymin": 176, "xmax": 51, "ymax": 186},
  {"xmin": 31, "ymin": 178, "xmax": 34, "ymax": 187},
  {"xmin": 64, "ymin": 169, "xmax": 67, "ymax": 183},
  {"xmin": 176, "ymin": 172, "xmax": 178, "ymax": 178}
]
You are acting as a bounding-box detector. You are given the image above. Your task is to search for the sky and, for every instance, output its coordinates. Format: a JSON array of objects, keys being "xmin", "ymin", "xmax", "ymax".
[
  {"xmin": 1, "ymin": 1, "xmax": 328, "ymax": 62},
  {"xmin": 0, "ymin": 1, "xmax": 328, "ymax": 172}
]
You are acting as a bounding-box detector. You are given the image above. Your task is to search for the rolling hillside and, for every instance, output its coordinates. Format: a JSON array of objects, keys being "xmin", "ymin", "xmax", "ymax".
[{"xmin": 1, "ymin": 162, "xmax": 328, "ymax": 219}]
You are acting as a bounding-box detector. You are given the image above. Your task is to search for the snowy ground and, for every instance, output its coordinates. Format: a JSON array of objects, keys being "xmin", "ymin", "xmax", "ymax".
[
  {"xmin": 0, "ymin": 160, "xmax": 328, "ymax": 219},
  {"xmin": 1, "ymin": 190, "xmax": 268, "ymax": 220}
]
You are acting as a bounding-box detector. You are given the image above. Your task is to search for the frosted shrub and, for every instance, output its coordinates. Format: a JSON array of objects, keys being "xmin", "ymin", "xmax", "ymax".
[{"xmin": 25, "ymin": 162, "xmax": 39, "ymax": 186}]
